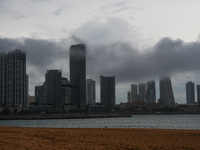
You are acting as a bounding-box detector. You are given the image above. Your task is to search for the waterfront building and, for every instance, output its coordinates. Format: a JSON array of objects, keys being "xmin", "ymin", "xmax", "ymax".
[
  {"xmin": 127, "ymin": 91, "xmax": 132, "ymax": 103},
  {"xmin": 0, "ymin": 52, "xmax": 7, "ymax": 106},
  {"xmin": 35, "ymin": 83, "xmax": 45, "ymax": 105},
  {"xmin": 100, "ymin": 75, "xmax": 115, "ymax": 109},
  {"xmin": 138, "ymin": 83, "xmax": 146, "ymax": 101},
  {"xmin": 131, "ymin": 84, "xmax": 137, "ymax": 102},
  {"xmin": 146, "ymin": 80, "xmax": 156, "ymax": 103},
  {"xmin": 70, "ymin": 44, "xmax": 86, "ymax": 109},
  {"xmin": 159, "ymin": 77, "xmax": 175, "ymax": 107},
  {"xmin": 86, "ymin": 79, "xmax": 96, "ymax": 105},
  {"xmin": 0, "ymin": 50, "xmax": 28, "ymax": 107},
  {"xmin": 45, "ymin": 70, "xmax": 62, "ymax": 107},
  {"xmin": 61, "ymin": 77, "xmax": 70, "ymax": 104},
  {"xmin": 186, "ymin": 81, "xmax": 195, "ymax": 104},
  {"xmin": 197, "ymin": 85, "xmax": 200, "ymax": 105}
]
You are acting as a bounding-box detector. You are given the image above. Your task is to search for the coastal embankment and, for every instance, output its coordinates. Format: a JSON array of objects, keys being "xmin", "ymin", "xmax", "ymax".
[
  {"xmin": 0, "ymin": 112, "xmax": 132, "ymax": 120},
  {"xmin": 1, "ymin": 127, "xmax": 200, "ymax": 149}
]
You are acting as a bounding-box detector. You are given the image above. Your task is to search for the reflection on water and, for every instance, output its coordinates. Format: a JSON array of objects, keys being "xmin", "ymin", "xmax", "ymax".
[{"xmin": 0, "ymin": 114, "xmax": 200, "ymax": 130}]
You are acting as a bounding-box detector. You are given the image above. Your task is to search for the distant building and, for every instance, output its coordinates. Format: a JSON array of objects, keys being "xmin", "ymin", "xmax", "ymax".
[
  {"xmin": 0, "ymin": 52, "xmax": 7, "ymax": 106},
  {"xmin": 86, "ymin": 79, "xmax": 96, "ymax": 105},
  {"xmin": 186, "ymin": 81, "xmax": 195, "ymax": 104},
  {"xmin": 127, "ymin": 91, "xmax": 132, "ymax": 103},
  {"xmin": 131, "ymin": 84, "xmax": 137, "ymax": 102},
  {"xmin": 197, "ymin": 85, "xmax": 200, "ymax": 105},
  {"xmin": 70, "ymin": 44, "xmax": 86, "ymax": 109},
  {"xmin": 45, "ymin": 70, "xmax": 62, "ymax": 107},
  {"xmin": 0, "ymin": 50, "xmax": 28, "ymax": 107},
  {"xmin": 100, "ymin": 75, "xmax": 115, "ymax": 109},
  {"xmin": 35, "ymin": 83, "xmax": 45, "ymax": 105},
  {"xmin": 138, "ymin": 83, "xmax": 146, "ymax": 101},
  {"xmin": 146, "ymin": 80, "xmax": 156, "ymax": 103},
  {"xmin": 159, "ymin": 77, "xmax": 175, "ymax": 107},
  {"xmin": 61, "ymin": 77, "xmax": 70, "ymax": 104},
  {"xmin": 28, "ymin": 95, "xmax": 35, "ymax": 106}
]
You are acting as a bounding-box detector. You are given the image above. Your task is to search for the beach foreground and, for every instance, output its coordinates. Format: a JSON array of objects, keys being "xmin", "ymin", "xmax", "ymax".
[{"xmin": 1, "ymin": 127, "xmax": 200, "ymax": 150}]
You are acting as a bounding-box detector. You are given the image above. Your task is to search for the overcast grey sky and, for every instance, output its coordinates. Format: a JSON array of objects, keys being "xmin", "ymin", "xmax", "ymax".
[{"xmin": 1, "ymin": 0, "xmax": 200, "ymax": 104}]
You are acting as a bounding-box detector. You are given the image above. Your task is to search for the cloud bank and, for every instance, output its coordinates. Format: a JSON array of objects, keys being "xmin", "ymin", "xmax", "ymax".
[{"xmin": 1, "ymin": 37, "xmax": 200, "ymax": 87}]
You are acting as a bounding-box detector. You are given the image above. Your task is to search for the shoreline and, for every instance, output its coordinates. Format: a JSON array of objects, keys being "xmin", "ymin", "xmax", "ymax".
[
  {"xmin": 1, "ymin": 112, "xmax": 200, "ymax": 120},
  {"xmin": 1, "ymin": 127, "xmax": 200, "ymax": 149},
  {"xmin": 0, "ymin": 112, "xmax": 132, "ymax": 120}
]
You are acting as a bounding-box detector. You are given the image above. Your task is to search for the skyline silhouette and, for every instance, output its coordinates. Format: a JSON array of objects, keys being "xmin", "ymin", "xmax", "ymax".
[{"xmin": 1, "ymin": 1, "xmax": 200, "ymax": 104}]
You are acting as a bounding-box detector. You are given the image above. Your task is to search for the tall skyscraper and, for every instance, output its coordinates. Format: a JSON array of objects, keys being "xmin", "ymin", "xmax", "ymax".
[
  {"xmin": 100, "ymin": 75, "xmax": 115, "ymax": 109},
  {"xmin": 0, "ymin": 52, "xmax": 7, "ymax": 106},
  {"xmin": 45, "ymin": 70, "xmax": 62, "ymax": 107},
  {"xmin": 1, "ymin": 50, "xmax": 28, "ymax": 107},
  {"xmin": 186, "ymin": 81, "xmax": 195, "ymax": 104},
  {"xmin": 70, "ymin": 44, "xmax": 86, "ymax": 108},
  {"xmin": 0, "ymin": 50, "xmax": 28, "ymax": 107},
  {"xmin": 159, "ymin": 77, "xmax": 175, "ymax": 107},
  {"xmin": 197, "ymin": 85, "xmax": 200, "ymax": 105},
  {"xmin": 131, "ymin": 84, "xmax": 137, "ymax": 102},
  {"xmin": 35, "ymin": 83, "xmax": 45, "ymax": 105},
  {"xmin": 146, "ymin": 80, "xmax": 156, "ymax": 103},
  {"xmin": 86, "ymin": 79, "xmax": 96, "ymax": 105},
  {"xmin": 138, "ymin": 83, "xmax": 146, "ymax": 101}
]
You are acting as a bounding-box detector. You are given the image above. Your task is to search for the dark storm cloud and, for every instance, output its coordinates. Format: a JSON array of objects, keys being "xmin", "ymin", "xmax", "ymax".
[
  {"xmin": 0, "ymin": 37, "xmax": 71, "ymax": 86},
  {"xmin": 1, "ymin": 36, "xmax": 200, "ymax": 86},
  {"xmin": 0, "ymin": 37, "xmax": 68, "ymax": 68},
  {"xmin": 86, "ymin": 38, "xmax": 200, "ymax": 83}
]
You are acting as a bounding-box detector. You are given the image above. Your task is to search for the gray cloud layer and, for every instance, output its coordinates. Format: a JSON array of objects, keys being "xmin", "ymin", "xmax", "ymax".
[
  {"xmin": 0, "ymin": 37, "xmax": 200, "ymax": 90},
  {"xmin": 87, "ymin": 38, "xmax": 200, "ymax": 82}
]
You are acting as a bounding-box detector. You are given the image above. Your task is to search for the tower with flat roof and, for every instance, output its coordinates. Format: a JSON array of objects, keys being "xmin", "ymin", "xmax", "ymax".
[
  {"xmin": 86, "ymin": 79, "xmax": 96, "ymax": 105},
  {"xmin": 70, "ymin": 44, "xmax": 86, "ymax": 108},
  {"xmin": 138, "ymin": 83, "xmax": 146, "ymax": 101},
  {"xmin": 100, "ymin": 75, "xmax": 115, "ymax": 109},
  {"xmin": 7, "ymin": 50, "xmax": 28, "ymax": 107},
  {"xmin": 186, "ymin": 81, "xmax": 195, "ymax": 104},
  {"xmin": 45, "ymin": 70, "xmax": 62, "ymax": 107}
]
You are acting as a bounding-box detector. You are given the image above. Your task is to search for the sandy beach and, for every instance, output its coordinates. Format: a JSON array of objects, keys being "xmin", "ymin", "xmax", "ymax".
[{"xmin": 1, "ymin": 127, "xmax": 200, "ymax": 150}]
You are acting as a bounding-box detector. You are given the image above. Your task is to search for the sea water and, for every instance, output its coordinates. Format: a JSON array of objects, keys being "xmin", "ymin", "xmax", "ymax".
[{"xmin": 0, "ymin": 114, "xmax": 200, "ymax": 130}]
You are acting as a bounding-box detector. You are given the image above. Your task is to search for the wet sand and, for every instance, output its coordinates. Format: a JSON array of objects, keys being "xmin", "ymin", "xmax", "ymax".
[{"xmin": 1, "ymin": 127, "xmax": 200, "ymax": 150}]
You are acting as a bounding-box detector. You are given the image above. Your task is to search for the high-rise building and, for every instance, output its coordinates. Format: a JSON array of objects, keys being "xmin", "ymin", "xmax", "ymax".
[
  {"xmin": 159, "ymin": 77, "xmax": 175, "ymax": 107},
  {"xmin": 8, "ymin": 50, "xmax": 28, "ymax": 107},
  {"xmin": 70, "ymin": 44, "xmax": 86, "ymax": 108},
  {"xmin": 131, "ymin": 84, "xmax": 137, "ymax": 102},
  {"xmin": 45, "ymin": 70, "xmax": 62, "ymax": 107},
  {"xmin": 61, "ymin": 77, "xmax": 70, "ymax": 104},
  {"xmin": 1, "ymin": 50, "xmax": 28, "ymax": 107},
  {"xmin": 138, "ymin": 83, "xmax": 146, "ymax": 101},
  {"xmin": 0, "ymin": 52, "xmax": 7, "ymax": 106},
  {"xmin": 100, "ymin": 75, "xmax": 115, "ymax": 109},
  {"xmin": 127, "ymin": 91, "xmax": 132, "ymax": 103},
  {"xmin": 197, "ymin": 85, "xmax": 200, "ymax": 105},
  {"xmin": 146, "ymin": 80, "xmax": 156, "ymax": 103},
  {"xmin": 86, "ymin": 79, "xmax": 96, "ymax": 105},
  {"xmin": 186, "ymin": 81, "xmax": 195, "ymax": 104}
]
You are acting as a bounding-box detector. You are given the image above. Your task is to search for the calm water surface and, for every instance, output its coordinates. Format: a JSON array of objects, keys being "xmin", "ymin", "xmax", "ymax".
[{"xmin": 0, "ymin": 114, "xmax": 200, "ymax": 130}]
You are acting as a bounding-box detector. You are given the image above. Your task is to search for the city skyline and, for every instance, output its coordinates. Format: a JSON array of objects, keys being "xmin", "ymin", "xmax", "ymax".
[{"xmin": 1, "ymin": 1, "xmax": 200, "ymax": 104}]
